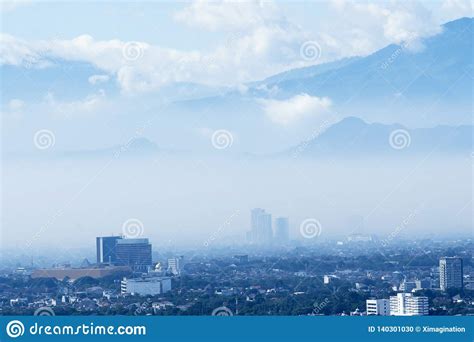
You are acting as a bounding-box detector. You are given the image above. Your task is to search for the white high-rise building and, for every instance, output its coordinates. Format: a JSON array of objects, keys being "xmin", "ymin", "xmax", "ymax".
[
  {"xmin": 250, "ymin": 208, "xmax": 273, "ymax": 244},
  {"xmin": 274, "ymin": 217, "xmax": 289, "ymax": 244},
  {"xmin": 167, "ymin": 257, "xmax": 183, "ymax": 276},
  {"xmin": 366, "ymin": 299, "xmax": 390, "ymax": 316},
  {"xmin": 440, "ymin": 257, "xmax": 463, "ymax": 291},
  {"xmin": 389, "ymin": 293, "xmax": 428, "ymax": 316}
]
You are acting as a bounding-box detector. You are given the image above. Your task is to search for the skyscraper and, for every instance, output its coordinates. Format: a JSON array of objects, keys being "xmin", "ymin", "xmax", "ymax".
[
  {"xmin": 439, "ymin": 257, "xmax": 463, "ymax": 291},
  {"xmin": 274, "ymin": 217, "xmax": 289, "ymax": 244},
  {"xmin": 115, "ymin": 238, "xmax": 153, "ymax": 272},
  {"xmin": 250, "ymin": 208, "xmax": 265, "ymax": 242},
  {"xmin": 250, "ymin": 208, "xmax": 273, "ymax": 244},
  {"xmin": 96, "ymin": 236, "xmax": 122, "ymax": 264}
]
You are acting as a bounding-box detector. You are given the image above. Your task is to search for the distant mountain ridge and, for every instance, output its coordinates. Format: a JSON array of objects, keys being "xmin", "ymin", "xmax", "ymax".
[
  {"xmin": 54, "ymin": 119, "xmax": 473, "ymax": 159},
  {"xmin": 249, "ymin": 56, "xmax": 361, "ymax": 88},
  {"xmin": 253, "ymin": 17, "xmax": 473, "ymax": 101},
  {"xmin": 2, "ymin": 18, "xmax": 471, "ymax": 128},
  {"xmin": 287, "ymin": 117, "xmax": 472, "ymax": 158},
  {"xmin": 59, "ymin": 137, "xmax": 160, "ymax": 159},
  {"xmin": 175, "ymin": 17, "xmax": 472, "ymax": 127}
]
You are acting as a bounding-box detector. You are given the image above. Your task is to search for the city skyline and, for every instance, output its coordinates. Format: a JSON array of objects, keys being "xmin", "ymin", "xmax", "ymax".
[
  {"xmin": 1, "ymin": 233, "xmax": 471, "ymax": 316},
  {"xmin": 0, "ymin": 0, "xmax": 472, "ymax": 327},
  {"xmin": 2, "ymin": 3, "xmax": 472, "ymax": 248}
]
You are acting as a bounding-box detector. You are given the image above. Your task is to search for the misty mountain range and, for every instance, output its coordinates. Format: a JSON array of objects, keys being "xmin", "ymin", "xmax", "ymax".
[
  {"xmin": 51, "ymin": 117, "xmax": 471, "ymax": 159},
  {"xmin": 2, "ymin": 7, "xmax": 472, "ymax": 248},
  {"xmin": 288, "ymin": 117, "xmax": 472, "ymax": 158},
  {"xmin": 2, "ymin": 17, "xmax": 472, "ymax": 158},
  {"xmin": 252, "ymin": 17, "xmax": 472, "ymax": 103},
  {"xmin": 180, "ymin": 17, "xmax": 472, "ymax": 126},
  {"xmin": 254, "ymin": 17, "xmax": 472, "ymax": 127}
]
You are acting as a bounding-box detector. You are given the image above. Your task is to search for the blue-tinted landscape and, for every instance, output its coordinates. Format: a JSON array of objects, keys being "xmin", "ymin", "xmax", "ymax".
[{"xmin": 0, "ymin": 1, "xmax": 472, "ymax": 320}]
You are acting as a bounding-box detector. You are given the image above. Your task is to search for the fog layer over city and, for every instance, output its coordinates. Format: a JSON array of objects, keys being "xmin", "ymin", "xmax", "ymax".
[{"xmin": 2, "ymin": 153, "xmax": 470, "ymax": 251}]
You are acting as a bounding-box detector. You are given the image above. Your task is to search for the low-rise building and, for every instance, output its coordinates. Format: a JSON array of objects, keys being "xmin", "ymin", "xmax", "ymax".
[
  {"xmin": 121, "ymin": 276, "xmax": 171, "ymax": 296},
  {"xmin": 399, "ymin": 281, "xmax": 417, "ymax": 292},
  {"xmin": 31, "ymin": 266, "xmax": 130, "ymax": 281},
  {"xmin": 366, "ymin": 299, "xmax": 390, "ymax": 316},
  {"xmin": 415, "ymin": 279, "xmax": 431, "ymax": 290}
]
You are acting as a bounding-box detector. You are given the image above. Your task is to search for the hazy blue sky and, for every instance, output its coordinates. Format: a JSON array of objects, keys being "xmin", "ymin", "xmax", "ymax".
[
  {"xmin": 1, "ymin": 1, "xmax": 472, "ymax": 251},
  {"xmin": 1, "ymin": 1, "xmax": 464, "ymax": 45},
  {"xmin": 1, "ymin": 0, "xmax": 472, "ymax": 154},
  {"xmin": 2, "ymin": 0, "xmax": 470, "ymax": 90}
]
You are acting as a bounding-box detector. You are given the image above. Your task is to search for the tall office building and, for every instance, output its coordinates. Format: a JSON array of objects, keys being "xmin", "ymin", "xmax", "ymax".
[
  {"xmin": 96, "ymin": 236, "xmax": 122, "ymax": 264},
  {"xmin": 366, "ymin": 299, "xmax": 389, "ymax": 316},
  {"xmin": 389, "ymin": 293, "xmax": 428, "ymax": 316},
  {"xmin": 439, "ymin": 257, "xmax": 463, "ymax": 291},
  {"xmin": 250, "ymin": 208, "xmax": 273, "ymax": 244},
  {"xmin": 274, "ymin": 217, "xmax": 289, "ymax": 244},
  {"xmin": 250, "ymin": 208, "xmax": 265, "ymax": 242},
  {"xmin": 115, "ymin": 238, "xmax": 152, "ymax": 272}
]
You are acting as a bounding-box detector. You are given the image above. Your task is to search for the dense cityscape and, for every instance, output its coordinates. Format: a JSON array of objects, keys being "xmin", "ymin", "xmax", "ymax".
[
  {"xmin": 1, "ymin": 2, "xmax": 472, "ymax": 341},
  {"xmin": 0, "ymin": 209, "xmax": 472, "ymax": 317}
]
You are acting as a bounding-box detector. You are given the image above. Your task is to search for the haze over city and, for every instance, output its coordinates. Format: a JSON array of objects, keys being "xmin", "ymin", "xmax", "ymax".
[
  {"xmin": 1, "ymin": 1, "xmax": 472, "ymax": 253},
  {"xmin": 0, "ymin": 2, "xmax": 473, "ymax": 331}
]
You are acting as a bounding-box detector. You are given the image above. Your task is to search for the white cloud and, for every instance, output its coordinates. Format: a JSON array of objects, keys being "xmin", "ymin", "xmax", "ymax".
[
  {"xmin": 259, "ymin": 94, "xmax": 332, "ymax": 125},
  {"xmin": 1, "ymin": 98, "xmax": 25, "ymax": 120},
  {"xmin": 9, "ymin": 99, "xmax": 24, "ymax": 111},
  {"xmin": 43, "ymin": 90, "xmax": 106, "ymax": 117},
  {"xmin": 0, "ymin": 0, "xmax": 322, "ymax": 94},
  {"xmin": 0, "ymin": 0, "xmax": 459, "ymax": 94},
  {"xmin": 0, "ymin": 33, "xmax": 38, "ymax": 66},
  {"xmin": 174, "ymin": 0, "xmax": 278, "ymax": 31},
  {"xmin": 0, "ymin": 27, "xmax": 311, "ymax": 94},
  {"xmin": 88, "ymin": 74, "xmax": 110, "ymax": 85},
  {"xmin": 383, "ymin": 3, "xmax": 442, "ymax": 47},
  {"xmin": 0, "ymin": 33, "xmax": 197, "ymax": 92},
  {"xmin": 0, "ymin": 0, "xmax": 30, "ymax": 13},
  {"xmin": 438, "ymin": 0, "xmax": 473, "ymax": 23},
  {"xmin": 329, "ymin": 0, "xmax": 443, "ymax": 51}
]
